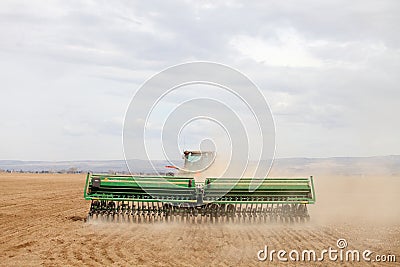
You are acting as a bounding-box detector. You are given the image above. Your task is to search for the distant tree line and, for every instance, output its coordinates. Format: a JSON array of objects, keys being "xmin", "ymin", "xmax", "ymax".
[{"xmin": 0, "ymin": 168, "xmax": 174, "ymax": 175}]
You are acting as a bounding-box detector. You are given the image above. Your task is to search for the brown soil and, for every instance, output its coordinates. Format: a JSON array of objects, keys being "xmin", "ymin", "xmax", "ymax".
[{"xmin": 0, "ymin": 173, "xmax": 399, "ymax": 266}]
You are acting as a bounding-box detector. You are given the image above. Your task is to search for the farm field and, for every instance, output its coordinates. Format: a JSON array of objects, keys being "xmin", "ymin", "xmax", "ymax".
[{"xmin": 0, "ymin": 173, "xmax": 399, "ymax": 266}]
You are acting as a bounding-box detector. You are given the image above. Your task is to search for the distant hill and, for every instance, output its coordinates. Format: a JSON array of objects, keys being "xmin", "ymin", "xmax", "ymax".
[
  {"xmin": 270, "ymin": 155, "xmax": 400, "ymax": 176},
  {"xmin": 0, "ymin": 159, "xmax": 160, "ymax": 173},
  {"xmin": 1, "ymin": 155, "xmax": 399, "ymax": 176}
]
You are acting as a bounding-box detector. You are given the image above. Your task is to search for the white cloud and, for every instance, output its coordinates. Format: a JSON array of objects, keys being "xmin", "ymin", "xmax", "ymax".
[
  {"xmin": 230, "ymin": 29, "xmax": 324, "ymax": 67},
  {"xmin": 230, "ymin": 28, "xmax": 394, "ymax": 70}
]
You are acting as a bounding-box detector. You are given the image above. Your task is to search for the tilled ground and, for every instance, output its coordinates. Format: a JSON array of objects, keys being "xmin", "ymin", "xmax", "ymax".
[{"xmin": 0, "ymin": 173, "xmax": 399, "ymax": 266}]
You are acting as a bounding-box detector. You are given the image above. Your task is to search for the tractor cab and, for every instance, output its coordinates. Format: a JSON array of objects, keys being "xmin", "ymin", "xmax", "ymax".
[{"xmin": 181, "ymin": 150, "xmax": 215, "ymax": 173}]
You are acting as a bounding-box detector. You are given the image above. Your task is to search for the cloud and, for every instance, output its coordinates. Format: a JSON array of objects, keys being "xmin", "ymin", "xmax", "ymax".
[
  {"xmin": 0, "ymin": 0, "xmax": 399, "ymax": 160},
  {"xmin": 230, "ymin": 29, "xmax": 324, "ymax": 67}
]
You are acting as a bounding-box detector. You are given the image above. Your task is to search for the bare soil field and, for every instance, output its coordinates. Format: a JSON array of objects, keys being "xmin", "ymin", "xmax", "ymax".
[{"xmin": 0, "ymin": 173, "xmax": 399, "ymax": 266}]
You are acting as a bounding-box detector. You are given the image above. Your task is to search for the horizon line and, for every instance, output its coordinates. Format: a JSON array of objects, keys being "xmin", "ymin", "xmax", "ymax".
[{"xmin": 1, "ymin": 154, "xmax": 399, "ymax": 162}]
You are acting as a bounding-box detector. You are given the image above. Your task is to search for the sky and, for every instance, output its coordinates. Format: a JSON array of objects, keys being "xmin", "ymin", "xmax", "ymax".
[{"xmin": 0, "ymin": 0, "xmax": 399, "ymax": 161}]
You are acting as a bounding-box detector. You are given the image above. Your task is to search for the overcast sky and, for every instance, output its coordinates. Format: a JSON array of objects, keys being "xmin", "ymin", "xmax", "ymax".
[{"xmin": 1, "ymin": 0, "xmax": 399, "ymax": 160}]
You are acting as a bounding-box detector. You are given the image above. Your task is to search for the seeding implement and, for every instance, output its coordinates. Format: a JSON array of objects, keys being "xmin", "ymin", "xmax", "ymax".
[{"xmin": 84, "ymin": 173, "xmax": 315, "ymax": 222}]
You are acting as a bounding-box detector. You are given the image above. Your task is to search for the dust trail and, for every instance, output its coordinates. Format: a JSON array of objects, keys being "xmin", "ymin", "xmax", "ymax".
[{"xmin": 308, "ymin": 175, "xmax": 400, "ymax": 225}]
